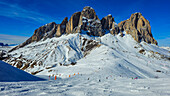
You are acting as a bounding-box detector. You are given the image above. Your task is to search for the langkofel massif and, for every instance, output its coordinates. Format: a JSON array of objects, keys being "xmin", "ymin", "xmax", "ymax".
[{"xmin": 3, "ymin": 6, "xmax": 169, "ymax": 78}]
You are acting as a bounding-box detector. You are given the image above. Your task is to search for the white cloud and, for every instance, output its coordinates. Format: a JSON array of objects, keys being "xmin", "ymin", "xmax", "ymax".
[
  {"xmin": 0, "ymin": 34, "xmax": 29, "ymax": 44},
  {"xmin": 157, "ymin": 38, "xmax": 170, "ymax": 47}
]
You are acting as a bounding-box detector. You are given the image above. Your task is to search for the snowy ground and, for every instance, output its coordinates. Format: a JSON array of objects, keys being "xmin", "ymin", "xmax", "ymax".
[
  {"xmin": 4, "ymin": 33, "xmax": 170, "ymax": 79},
  {"xmin": 0, "ymin": 46, "xmax": 15, "ymax": 52},
  {"xmin": 160, "ymin": 47, "xmax": 170, "ymax": 51},
  {"xmin": 0, "ymin": 75, "xmax": 170, "ymax": 96},
  {"xmin": 1, "ymin": 33, "xmax": 170, "ymax": 96}
]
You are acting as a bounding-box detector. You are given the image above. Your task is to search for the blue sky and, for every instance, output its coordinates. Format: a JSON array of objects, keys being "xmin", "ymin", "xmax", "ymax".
[{"xmin": 0, "ymin": 0, "xmax": 169, "ymax": 46}]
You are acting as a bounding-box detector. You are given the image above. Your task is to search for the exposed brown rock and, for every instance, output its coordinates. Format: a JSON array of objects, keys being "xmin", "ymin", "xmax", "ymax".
[
  {"xmin": 21, "ymin": 63, "xmax": 30, "ymax": 70},
  {"xmin": 31, "ymin": 69, "xmax": 44, "ymax": 75},
  {"xmin": 116, "ymin": 13, "xmax": 157, "ymax": 45},
  {"xmin": 77, "ymin": 6, "xmax": 104, "ymax": 36},
  {"xmin": 120, "ymin": 32, "xmax": 123, "ymax": 37},
  {"xmin": 56, "ymin": 17, "xmax": 68, "ymax": 37},
  {"xmin": 110, "ymin": 22, "xmax": 119, "ymax": 35},
  {"xmin": 16, "ymin": 61, "xmax": 23, "ymax": 68},
  {"xmin": 32, "ymin": 22, "xmax": 57, "ymax": 41},
  {"xmin": 81, "ymin": 6, "xmax": 99, "ymax": 20},
  {"xmin": 101, "ymin": 14, "xmax": 115, "ymax": 30},
  {"xmin": 66, "ymin": 12, "xmax": 81, "ymax": 34}
]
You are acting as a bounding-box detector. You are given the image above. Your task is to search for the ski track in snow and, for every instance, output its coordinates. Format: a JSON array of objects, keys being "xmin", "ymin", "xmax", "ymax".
[{"xmin": 0, "ymin": 76, "xmax": 170, "ymax": 96}]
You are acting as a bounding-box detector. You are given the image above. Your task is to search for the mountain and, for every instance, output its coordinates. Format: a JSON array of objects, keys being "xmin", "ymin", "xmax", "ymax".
[
  {"xmin": 0, "ymin": 42, "xmax": 17, "ymax": 47},
  {"xmin": 0, "ymin": 61, "xmax": 44, "ymax": 82},
  {"xmin": 3, "ymin": 6, "xmax": 170, "ymax": 78},
  {"xmin": 0, "ymin": 42, "xmax": 8, "ymax": 46},
  {"xmin": 9, "ymin": 6, "xmax": 157, "ymax": 52}
]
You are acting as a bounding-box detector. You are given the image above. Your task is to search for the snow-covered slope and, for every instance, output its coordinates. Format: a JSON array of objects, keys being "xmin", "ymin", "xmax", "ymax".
[
  {"xmin": 0, "ymin": 74, "xmax": 170, "ymax": 96},
  {"xmin": 0, "ymin": 46, "xmax": 16, "ymax": 52},
  {"xmin": 0, "ymin": 61, "xmax": 44, "ymax": 82},
  {"xmin": 4, "ymin": 33, "xmax": 170, "ymax": 79},
  {"xmin": 160, "ymin": 47, "xmax": 170, "ymax": 51}
]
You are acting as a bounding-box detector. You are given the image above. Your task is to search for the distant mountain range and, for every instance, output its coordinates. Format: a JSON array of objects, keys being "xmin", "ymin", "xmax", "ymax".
[
  {"xmin": 0, "ymin": 42, "xmax": 8, "ymax": 46},
  {"xmin": 0, "ymin": 42, "xmax": 17, "ymax": 46}
]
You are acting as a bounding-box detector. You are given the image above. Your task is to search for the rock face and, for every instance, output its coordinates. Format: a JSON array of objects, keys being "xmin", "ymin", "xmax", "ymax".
[
  {"xmin": 117, "ymin": 13, "xmax": 157, "ymax": 45},
  {"xmin": 110, "ymin": 22, "xmax": 119, "ymax": 35},
  {"xmin": 9, "ymin": 7, "xmax": 158, "ymax": 52},
  {"xmin": 76, "ymin": 6, "xmax": 104, "ymax": 36},
  {"xmin": 32, "ymin": 22, "xmax": 57, "ymax": 41},
  {"xmin": 56, "ymin": 17, "xmax": 68, "ymax": 37},
  {"xmin": 101, "ymin": 14, "xmax": 114, "ymax": 30},
  {"xmin": 80, "ymin": 6, "xmax": 99, "ymax": 20},
  {"xmin": 66, "ymin": 12, "xmax": 81, "ymax": 34}
]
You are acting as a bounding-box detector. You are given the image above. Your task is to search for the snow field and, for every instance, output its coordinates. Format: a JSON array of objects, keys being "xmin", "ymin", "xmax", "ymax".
[
  {"xmin": 0, "ymin": 32, "xmax": 170, "ymax": 96},
  {"xmin": 0, "ymin": 75, "xmax": 170, "ymax": 96}
]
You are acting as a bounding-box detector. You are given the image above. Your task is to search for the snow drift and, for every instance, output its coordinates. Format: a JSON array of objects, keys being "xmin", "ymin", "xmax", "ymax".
[{"xmin": 0, "ymin": 61, "xmax": 44, "ymax": 82}]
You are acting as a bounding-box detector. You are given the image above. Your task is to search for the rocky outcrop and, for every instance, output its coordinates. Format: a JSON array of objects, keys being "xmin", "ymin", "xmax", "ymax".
[
  {"xmin": 117, "ymin": 13, "xmax": 157, "ymax": 45},
  {"xmin": 56, "ymin": 17, "xmax": 68, "ymax": 37},
  {"xmin": 66, "ymin": 12, "xmax": 81, "ymax": 34},
  {"xmin": 32, "ymin": 22, "xmax": 57, "ymax": 41},
  {"xmin": 76, "ymin": 6, "xmax": 104, "ymax": 36},
  {"xmin": 9, "ymin": 22, "xmax": 58, "ymax": 52},
  {"xmin": 110, "ymin": 22, "xmax": 119, "ymax": 35},
  {"xmin": 0, "ymin": 50, "xmax": 9, "ymax": 60},
  {"xmin": 101, "ymin": 14, "xmax": 114, "ymax": 30},
  {"xmin": 80, "ymin": 6, "xmax": 99, "ymax": 20}
]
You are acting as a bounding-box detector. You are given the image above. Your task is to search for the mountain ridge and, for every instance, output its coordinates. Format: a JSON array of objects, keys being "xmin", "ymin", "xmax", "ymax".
[{"xmin": 9, "ymin": 6, "xmax": 157, "ymax": 52}]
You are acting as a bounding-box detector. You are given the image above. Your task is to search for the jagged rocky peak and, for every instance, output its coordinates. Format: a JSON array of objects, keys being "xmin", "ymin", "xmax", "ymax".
[
  {"xmin": 76, "ymin": 6, "xmax": 103, "ymax": 36},
  {"xmin": 66, "ymin": 12, "xmax": 81, "ymax": 34},
  {"xmin": 110, "ymin": 22, "xmax": 119, "ymax": 35},
  {"xmin": 118, "ymin": 12, "xmax": 157, "ymax": 45},
  {"xmin": 81, "ymin": 6, "xmax": 99, "ymax": 20},
  {"xmin": 101, "ymin": 14, "xmax": 115, "ymax": 30},
  {"xmin": 56, "ymin": 17, "xmax": 68, "ymax": 37},
  {"xmin": 9, "ymin": 7, "xmax": 158, "ymax": 53},
  {"xmin": 32, "ymin": 22, "xmax": 57, "ymax": 41}
]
